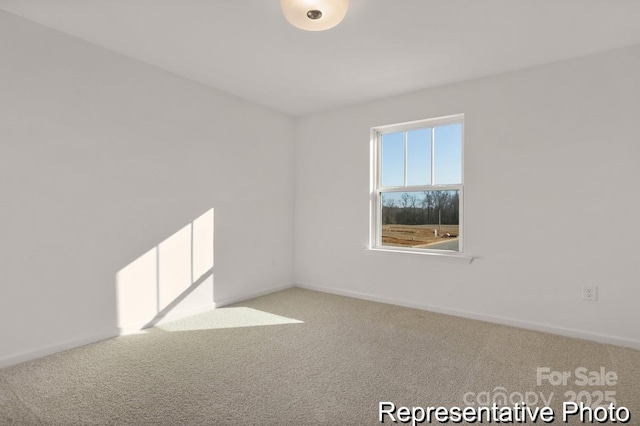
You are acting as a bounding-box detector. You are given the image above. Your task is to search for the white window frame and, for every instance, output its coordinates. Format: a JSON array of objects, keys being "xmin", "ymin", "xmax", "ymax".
[{"xmin": 369, "ymin": 114, "xmax": 465, "ymax": 255}]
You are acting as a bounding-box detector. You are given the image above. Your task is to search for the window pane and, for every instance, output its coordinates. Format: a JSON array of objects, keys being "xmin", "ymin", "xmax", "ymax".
[
  {"xmin": 406, "ymin": 128, "xmax": 431, "ymax": 186},
  {"xmin": 434, "ymin": 123, "xmax": 462, "ymax": 185},
  {"xmin": 381, "ymin": 190, "xmax": 459, "ymax": 251},
  {"xmin": 381, "ymin": 132, "xmax": 404, "ymax": 187}
]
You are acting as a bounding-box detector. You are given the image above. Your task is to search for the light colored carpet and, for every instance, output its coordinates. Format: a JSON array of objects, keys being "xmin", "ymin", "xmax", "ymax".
[{"xmin": 1, "ymin": 288, "xmax": 638, "ymax": 425}]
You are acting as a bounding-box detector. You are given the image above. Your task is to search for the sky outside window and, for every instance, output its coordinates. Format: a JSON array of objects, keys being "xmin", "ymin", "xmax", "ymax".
[
  {"xmin": 434, "ymin": 123, "xmax": 462, "ymax": 184},
  {"xmin": 407, "ymin": 128, "xmax": 431, "ymax": 186},
  {"xmin": 381, "ymin": 132, "xmax": 404, "ymax": 187},
  {"xmin": 380, "ymin": 123, "xmax": 461, "ymax": 188}
]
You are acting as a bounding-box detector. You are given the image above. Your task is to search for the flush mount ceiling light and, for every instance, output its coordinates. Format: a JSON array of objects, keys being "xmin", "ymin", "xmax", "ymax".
[{"xmin": 280, "ymin": 0, "xmax": 349, "ymax": 31}]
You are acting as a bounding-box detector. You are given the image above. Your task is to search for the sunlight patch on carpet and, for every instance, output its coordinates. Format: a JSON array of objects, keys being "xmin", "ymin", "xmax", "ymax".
[{"xmin": 156, "ymin": 307, "xmax": 303, "ymax": 332}]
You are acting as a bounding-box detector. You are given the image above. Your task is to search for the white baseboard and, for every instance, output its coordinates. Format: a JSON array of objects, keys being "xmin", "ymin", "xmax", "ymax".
[
  {"xmin": 117, "ymin": 302, "xmax": 219, "ymax": 334},
  {"xmin": 10, "ymin": 281, "xmax": 631, "ymax": 368},
  {"xmin": 0, "ymin": 330, "xmax": 118, "ymax": 369},
  {"xmin": 154, "ymin": 303, "xmax": 217, "ymax": 325},
  {"xmin": 0, "ymin": 283, "xmax": 295, "ymax": 369},
  {"xmin": 295, "ymin": 282, "xmax": 640, "ymax": 350},
  {"xmin": 213, "ymin": 282, "xmax": 295, "ymax": 308},
  {"xmin": 116, "ymin": 283, "xmax": 296, "ymax": 335}
]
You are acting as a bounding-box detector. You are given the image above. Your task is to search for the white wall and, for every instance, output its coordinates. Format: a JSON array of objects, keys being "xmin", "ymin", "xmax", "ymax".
[
  {"xmin": 0, "ymin": 11, "xmax": 294, "ymax": 366},
  {"xmin": 294, "ymin": 44, "xmax": 640, "ymax": 348},
  {"xmin": 2, "ymin": 10, "xmax": 638, "ymax": 369}
]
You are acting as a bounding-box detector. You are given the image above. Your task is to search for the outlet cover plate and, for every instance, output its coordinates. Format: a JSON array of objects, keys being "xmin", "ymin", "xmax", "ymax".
[{"xmin": 582, "ymin": 285, "xmax": 598, "ymax": 301}]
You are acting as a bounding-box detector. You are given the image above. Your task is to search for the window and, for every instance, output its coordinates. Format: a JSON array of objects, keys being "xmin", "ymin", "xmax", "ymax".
[{"xmin": 370, "ymin": 114, "xmax": 464, "ymax": 253}]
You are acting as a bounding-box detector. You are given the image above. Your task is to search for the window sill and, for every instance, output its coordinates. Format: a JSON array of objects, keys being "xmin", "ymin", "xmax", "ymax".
[{"xmin": 364, "ymin": 247, "xmax": 474, "ymax": 264}]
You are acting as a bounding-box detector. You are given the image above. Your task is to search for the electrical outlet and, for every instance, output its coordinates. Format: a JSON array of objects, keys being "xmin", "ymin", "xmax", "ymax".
[{"xmin": 582, "ymin": 285, "xmax": 598, "ymax": 301}]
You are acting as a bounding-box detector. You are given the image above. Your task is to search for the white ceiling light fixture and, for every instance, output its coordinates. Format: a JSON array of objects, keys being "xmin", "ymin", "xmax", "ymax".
[{"xmin": 280, "ymin": 0, "xmax": 349, "ymax": 31}]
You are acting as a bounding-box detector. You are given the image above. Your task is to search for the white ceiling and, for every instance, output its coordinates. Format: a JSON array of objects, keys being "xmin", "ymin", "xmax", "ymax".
[{"xmin": 2, "ymin": 0, "xmax": 640, "ymax": 116}]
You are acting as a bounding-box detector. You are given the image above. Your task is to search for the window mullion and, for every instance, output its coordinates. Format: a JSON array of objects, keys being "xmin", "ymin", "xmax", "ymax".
[
  {"xmin": 431, "ymin": 127, "xmax": 435, "ymax": 185},
  {"xmin": 379, "ymin": 184, "xmax": 462, "ymax": 193},
  {"xmin": 377, "ymin": 131, "xmax": 382, "ymax": 189},
  {"xmin": 376, "ymin": 132, "xmax": 382, "ymax": 246},
  {"xmin": 403, "ymin": 131, "xmax": 408, "ymax": 187}
]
